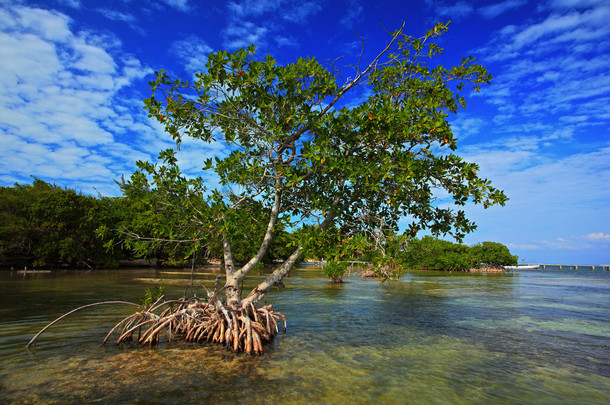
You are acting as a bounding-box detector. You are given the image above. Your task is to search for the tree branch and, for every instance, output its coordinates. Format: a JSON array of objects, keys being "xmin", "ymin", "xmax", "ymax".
[{"xmin": 233, "ymin": 177, "xmax": 283, "ymax": 279}]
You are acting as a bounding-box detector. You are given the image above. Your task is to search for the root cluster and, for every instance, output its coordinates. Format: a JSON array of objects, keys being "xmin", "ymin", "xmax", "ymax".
[{"xmin": 104, "ymin": 299, "xmax": 286, "ymax": 355}]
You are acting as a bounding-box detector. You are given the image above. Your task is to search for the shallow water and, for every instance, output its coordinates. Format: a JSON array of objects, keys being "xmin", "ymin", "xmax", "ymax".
[{"xmin": 0, "ymin": 267, "xmax": 608, "ymax": 404}]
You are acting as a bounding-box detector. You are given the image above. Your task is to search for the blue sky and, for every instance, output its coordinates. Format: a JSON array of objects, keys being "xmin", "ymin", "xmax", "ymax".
[{"xmin": 1, "ymin": 0, "xmax": 609, "ymax": 265}]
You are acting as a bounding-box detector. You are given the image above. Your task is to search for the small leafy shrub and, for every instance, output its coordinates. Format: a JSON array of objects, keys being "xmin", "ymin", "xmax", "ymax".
[
  {"xmin": 323, "ymin": 260, "xmax": 348, "ymax": 283},
  {"xmin": 140, "ymin": 286, "xmax": 166, "ymax": 308}
]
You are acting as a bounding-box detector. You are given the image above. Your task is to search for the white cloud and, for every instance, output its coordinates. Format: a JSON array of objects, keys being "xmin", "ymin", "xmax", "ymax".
[
  {"xmin": 171, "ymin": 36, "xmax": 213, "ymax": 73},
  {"xmin": 223, "ymin": 20, "xmax": 268, "ymax": 49},
  {"xmin": 460, "ymin": 141, "xmax": 610, "ymax": 262},
  {"xmin": 511, "ymin": 12, "xmax": 580, "ymax": 50},
  {"xmin": 435, "ymin": 1, "xmax": 474, "ymax": 19},
  {"xmin": 549, "ymin": 0, "xmax": 607, "ymax": 10},
  {"xmin": 97, "ymin": 9, "xmax": 135, "ymax": 23},
  {"xmin": 585, "ymin": 232, "xmax": 610, "ymax": 241},
  {"xmin": 227, "ymin": 0, "xmax": 321, "ymax": 21},
  {"xmin": 283, "ymin": 1, "xmax": 322, "ymax": 22},
  {"xmin": 506, "ymin": 242, "xmax": 541, "ymax": 251},
  {"xmin": 488, "ymin": 3, "xmax": 610, "ymax": 55},
  {"xmin": 0, "ymin": 4, "xmax": 160, "ymax": 195},
  {"xmin": 340, "ymin": 0, "xmax": 363, "ymax": 28},
  {"xmin": 450, "ymin": 117, "xmax": 485, "ymax": 141},
  {"xmin": 9, "ymin": 6, "xmax": 72, "ymax": 42},
  {"xmin": 227, "ymin": 0, "xmax": 280, "ymax": 17},
  {"xmin": 70, "ymin": 38, "xmax": 117, "ymax": 74},
  {"xmin": 161, "ymin": 0, "xmax": 191, "ymax": 12},
  {"xmin": 472, "ymin": 0, "xmax": 610, "ymax": 169},
  {"xmin": 275, "ymin": 35, "xmax": 297, "ymax": 48},
  {"xmin": 96, "ymin": 8, "xmax": 144, "ymax": 35},
  {"xmin": 60, "ymin": 0, "xmax": 81, "ymax": 8},
  {"xmin": 479, "ymin": 0, "xmax": 527, "ymax": 19},
  {"xmin": 222, "ymin": 0, "xmax": 323, "ymax": 50},
  {"xmin": 455, "ymin": 4, "xmax": 609, "ymax": 254},
  {"xmin": 485, "ymin": 54, "xmax": 610, "ymax": 124}
]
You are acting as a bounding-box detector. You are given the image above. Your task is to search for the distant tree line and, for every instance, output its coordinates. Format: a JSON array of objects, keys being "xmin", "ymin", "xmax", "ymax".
[
  {"xmin": 0, "ymin": 179, "xmax": 120, "ymax": 268},
  {"xmin": 0, "ymin": 179, "xmax": 295, "ymax": 269},
  {"xmin": 0, "ymin": 180, "xmax": 517, "ymax": 271},
  {"xmin": 319, "ymin": 233, "xmax": 518, "ymax": 281}
]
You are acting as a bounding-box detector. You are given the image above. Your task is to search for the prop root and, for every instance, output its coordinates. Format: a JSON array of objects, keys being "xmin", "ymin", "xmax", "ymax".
[{"xmin": 27, "ymin": 297, "xmax": 285, "ymax": 355}]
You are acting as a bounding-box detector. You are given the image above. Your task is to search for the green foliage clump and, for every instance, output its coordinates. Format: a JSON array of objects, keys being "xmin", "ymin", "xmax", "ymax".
[
  {"xmin": 470, "ymin": 241, "xmax": 518, "ymax": 267},
  {"xmin": 323, "ymin": 260, "xmax": 349, "ymax": 283},
  {"xmin": 113, "ymin": 154, "xmax": 298, "ymax": 266},
  {"xmin": 140, "ymin": 286, "xmax": 166, "ymax": 308},
  {"xmin": 0, "ymin": 179, "xmax": 124, "ymax": 268},
  {"xmin": 398, "ymin": 236, "xmax": 517, "ymax": 271},
  {"xmin": 400, "ymin": 236, "xmax": 475, "ymax": 271}
]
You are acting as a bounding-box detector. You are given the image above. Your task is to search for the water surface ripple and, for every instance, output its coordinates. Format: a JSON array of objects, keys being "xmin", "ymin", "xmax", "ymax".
[{"xmin": 0, "ymin": 267, "xmax": 608, "ymax": 404}]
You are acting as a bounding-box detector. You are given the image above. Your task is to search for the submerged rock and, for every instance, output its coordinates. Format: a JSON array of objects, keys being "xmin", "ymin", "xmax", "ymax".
[{"xmin": 468, "ymin": 267, "xmax": 506, "ymax": 273}]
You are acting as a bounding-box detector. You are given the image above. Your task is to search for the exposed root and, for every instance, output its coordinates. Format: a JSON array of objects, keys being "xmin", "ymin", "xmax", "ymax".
[
  {"xmin": 28, "ymin": 296, "xmax": 285, "ymax": 355},
  {"xmin": 27, "ymin": 301, "xmax": 145, "ymax": 348},
  {"xmin": 171, "ymin": 302, "xmax": 283, "ymax": 355}
]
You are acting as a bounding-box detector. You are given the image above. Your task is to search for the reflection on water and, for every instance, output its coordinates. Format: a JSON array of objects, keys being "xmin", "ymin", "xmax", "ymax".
[{"xmin": 0, "ymin": 267, "xmax": 608, "ymax": 404}]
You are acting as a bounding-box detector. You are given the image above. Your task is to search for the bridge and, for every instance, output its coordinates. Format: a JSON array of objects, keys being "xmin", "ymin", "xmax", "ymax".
[{"xmin": 519, "ymin": 263, "xmax": 610, "ymax": 271}]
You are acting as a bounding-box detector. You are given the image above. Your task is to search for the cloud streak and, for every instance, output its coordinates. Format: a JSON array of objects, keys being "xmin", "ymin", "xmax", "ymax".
[
  {"xmin": 222, "ymin": 0, "xmax": 323, "ymax": 50},
  {"xmin": 479, "ymin": 0, "xmax": 527, "ymax": 19},
  {"xmin": 586, "ymin": 232, "xmax": 610, "ymax": 241}
]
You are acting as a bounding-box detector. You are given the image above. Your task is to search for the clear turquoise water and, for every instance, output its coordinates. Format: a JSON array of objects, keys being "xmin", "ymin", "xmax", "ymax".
[{"xmin": 0, "ymin": 267, "xmax": 608, "ymax": 404}]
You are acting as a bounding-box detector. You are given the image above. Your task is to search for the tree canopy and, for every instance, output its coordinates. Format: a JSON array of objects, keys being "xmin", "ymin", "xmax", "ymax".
[
  {"xmin": 117, "ymin": 21, "xmax": 508, "ymax": 309},
  {"xmin": 470, "ymin": 241, "xmax": 518, "ymax": 267}
]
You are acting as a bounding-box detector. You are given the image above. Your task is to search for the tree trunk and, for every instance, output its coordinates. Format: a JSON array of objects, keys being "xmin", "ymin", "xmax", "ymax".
[
  {"xmin": 222, "ymin": 179, "xmax": 284, "ymax": 309},
  {"xmin": 241, "ymin": 246, "xmax": 303, "ymax": 307},
  {"xmin": 222, "ymin": 235, "xmax": 242, "ymax": 309},
  {"xmin": 241, "ymin": 207, "xmax": 339, "ymax": 307},
  {"xmin": 225, "ymin": 273, "xmax": 242, "ymax": 310}
]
